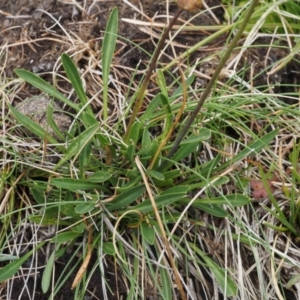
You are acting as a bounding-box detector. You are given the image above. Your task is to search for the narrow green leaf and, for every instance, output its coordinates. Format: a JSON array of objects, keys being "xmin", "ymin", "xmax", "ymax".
[
  {"xmin": 42, "ymin": 250, "xmax": 56, "ymax": 293},
  {"xmin": 156, "ymin": 70, "xmax": 168, "ymax": 97},
  {"xmin": 180, "ymin": 128, "xmax": 211, "ymax": 145},
  {"xmin": 0, "ymin": 254, "xmax": 18, "ymax": 262},
  {"xmin": 46, "ymin": 101, "xmax": 67, "ymax": 141},
  {"xmin": 216, "ymin": 130, "xmax": 279, "ymax": 172},
  {"xmin": 75, "ymin": 202, "xmax": 95, "ymax": 214},
  {"xmin": 159, "ymin": 264, "xmax": 172, "ymax": 300},
  {"xmin": 103, "ymin": 242, "xmax": 115, "ymax": 255},
  {"xmin": 61, "ymin": 53, "xmax": 94, "ymax": 118},
  {"xmin": 169, "ymin": 75, "xmax": 195, "ymax": 102},
  {"xmin": 51, "ymin": 178, "xmax": 102, "ymax": 191},
  {"xmin": 0, "ymin": 242, "xmax": 45, "ymax": 282},
  {"xmin": 127, "ymin": 121, "xmax": 140, "ymax": 145},
  {"xmin": 162, "ymin": 169, "xmax": 182, "ymax": 180},
  {"xmin": 192, "ymin": 194, "xmax": 250, "ymax": 206},
  {"xmin": 172, "ymin": 142, "xmax": 199, "ymax": 163},
  {"xmin": 79, "ymin": 142, "xmax": 92, "ymax": 174},
  {"xmin": 193, "ymin": 244, "xmax": 238, "ymax": 297},
  {"xmin": 31, "ymin": 188, "xmax": 45, "ymax": 204},
  {"xmin": 135, "ymin": 186, "xmax": 189, "ymax": 213},
  {"xmin": 142, "ymin": 128, "xmax": 151, "ymax": 150},
  {"xmin": 72, "ymin": 222, "xmax": 85, "ymax": 233},
  {"xmin": 140, "ymin": 222, "xmax": 155, "ymax": 245},
  {"xmin": 88, "ymin": 171, "xmax": 112, "ymax": 183},
  {"xmin": 160, "ymin": 186, "xmax": 190, "ymax": 195},
  {"xmin": 55, "ymin": 123, "xmax": 99, "ymax": 168},
  {"xmin": 191, "ymin": 203, "xmax": 228, "ymax": 217},
  {"xmin": 262, "ymin": 206, "xmax": 297, "ymax": 235},
  {"xmin": 147, "ymin": 169, "xmax": 165, "ymax": 181},
  {"xmin": 14, "ymin": 69, "xmax": 79, "ymax": 111},
  {"xmin": 102, "ymin": 7, "xmax": 118, "ymax": 120},
  {"xmin": 107, "ymin": 185, "xmax": 145, "ymax": 210},
  {"xmin": 116, "ymin": 176, "xmax": 142, "ymax": 193},
  {"xmin": 140, "ymin": 93, "xmax": 165, "ymax": 123},
  {"xmin": 51, "ymin": 231, "xmax": 81, "ymax": 243},
  {"xmin": 159, "ymin": 93, "xmax": 172, "ymax": 137}
]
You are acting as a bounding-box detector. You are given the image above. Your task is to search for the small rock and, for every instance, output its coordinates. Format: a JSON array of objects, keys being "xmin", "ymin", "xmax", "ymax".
[{"xmin": 14, "ymin": 95, "xmax": 72, "ymax": 140}]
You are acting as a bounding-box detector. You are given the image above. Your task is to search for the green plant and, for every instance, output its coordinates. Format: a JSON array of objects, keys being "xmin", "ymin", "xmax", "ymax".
[{"xmin": 2, "ymin": 0, "xmax": 299, "ymax": 299}]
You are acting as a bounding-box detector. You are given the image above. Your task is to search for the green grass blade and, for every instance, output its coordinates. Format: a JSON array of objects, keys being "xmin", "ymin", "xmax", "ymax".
[
  {"xmin": 107, "ymin": 185, "xmax": 145, "ymax": 210},
  {"xmin": 0, "ymin": 242, "xmax": 45, "ymax": 282},
  {"xmin": 192, "ymin": 243, "xmax": 238, "ymax": 297},
  {"xmin": 102, "ymin": 7, "xmax": 118, "ymax": 120},
  {"xmin": 50, "ymin": 178, "xmax": 103, "ymax": 191},
  {"xmin": 216, "ymin": 129, "xmax": 279, "ymax": 172},
  {"xmin": 46, "ymin": 102, "xmax": 67, "ymax": 141},
  {"xmin": 14, "ymin": 69, "xmax": 79, "ymax": 111},
  {"xmin": 55, "ymin": 123, "xmax": 99, "ymax": 169},
  {"xmin": 61, "ymin": 53, "xmax": 94, "ymax": 117},
  {"xmin": 42, "ymin": 249, "xmax": 56, "ymax": 293}
]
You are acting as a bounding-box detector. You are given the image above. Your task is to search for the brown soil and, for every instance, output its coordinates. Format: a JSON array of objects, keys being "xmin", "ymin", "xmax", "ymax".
[{"xmin": 1, "ymin": 0, "xmax": 300, "ymax": 299}]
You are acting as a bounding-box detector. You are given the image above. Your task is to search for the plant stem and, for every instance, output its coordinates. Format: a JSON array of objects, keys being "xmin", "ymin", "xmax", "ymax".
[
  {"xmin": 124, "ymin": 8, "xmax": 183, "ymax": 142},
  {"xmin": 163, "ymin": 0, "xmax": 259, "ymax": 163}
]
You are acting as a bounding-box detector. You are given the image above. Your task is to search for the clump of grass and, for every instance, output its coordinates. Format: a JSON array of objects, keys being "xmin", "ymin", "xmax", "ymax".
[{"xmin": 1, "ymin": 0, "xmax": 300, "ymax": 299}]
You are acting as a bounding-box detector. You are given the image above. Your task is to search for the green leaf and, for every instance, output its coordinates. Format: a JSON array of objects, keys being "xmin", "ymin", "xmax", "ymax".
[
  {"xmin": 55, "ymin": 123, "xmax": 99, "ymax": 169},
  {"xmin": 60, "ymin": 204, "xmax": 77, "ymax": 218},
  {"xmin": 169, "ymin": 75, "xmax": 195, "ymax": 102},
  {"xmin": 61, "ymin": 53, "xmax": 95, "ymax": 120},
  {"xmin": 72, "ymin": 222, "xmax": 85, "ymax": 233},
  {"xmin": 193, "ymin": 244, "xmax": 238, "ymax": 297},
  {"xmin": 14, "ymin": 69, "xmax": 79, "ymax": 111},
  {"xmin": 180, "ymin": 128, "xmax": 211, "ymax": 145},
  {"xmin": 31, "ymin": 188, "xmax": 45, "ymax": 204},
  {"xmin": 51, "ymin": 178, "xmax": 103, "ymax": 191},
  {"xmin": 88, "ymin": 171, "xmax": 112, "ymax": 183},
  {"xmin": 42, "ymin": 249, "xmax": 56, "ymax": 293},
  {"xmin": 159, "ymin": 93, "xmax": 172, "ymax": 138},
  {"xmin": 135, "ymin": 186, "xmax": 189, "ymax": 213},
  {"xmin": 79, "ymin": 142, "xmax": 92, "ymax": 174},
  {"xmin": 171, "ymin": 142, "xmax": 199, "ymax": 163},
  {"xmin": 102, "ymin": 7, "xmax": 118, "ymax": 120},
  {"xmin": 147, "ymin": 169, "xmax": 165, "ymax": 181},
  {"xmin": 140, "ymin": 93, "xmax": 165, "ymax": 123},
  {"xmin": 142, "ymin": 128, "xmax": 151, "ymax": 150},
  {"xmin": 216, "ymin": 129, "xmax": 279, "ymax": 172},
  {"xmin": 140, "ymin": 222, "xmax": 155, "ymax": 245},
  {"xmin": 262, "ymin": 205, "xmax": 297, "ymax": 235},
  {"xmin": 116, "ymin": 176, "xmax": 142, "ymax": 193},
  {"xmin": 75, "ymin": 202, "xmax": 95, "ymax": 214},
  {"xmin": 126, "ymin": 143, "xmax": 135, "ymax": 163},
  {"xmin": 162, "ymin": 169, "xmax": 182, "ymax": 180},
  {"xmin": 107, "ymin": 185, "xmax": 145, "ymax": 210},
  {"xmin": 0, "ymin": 254, "xmax": 18, "ymax": 262},
  {"xmin": 46, "ymin": 101, "xmax": 67, "ymax": 141},
  {"xmin": 0, "ymin": 242, "xmax": 45, "ymax": 282},
  {"xmin": 192, "ymin": 194, "xmax": 250, "ymax": 206},
  {"xmin": 156, "ymin": 70, "xmax": 168, "ymax": 97},
  {"xmin": 192, "ymin": 203, "xmax": 228, "ymax": 217},
  {"xmin": 51, "ymin": 231, "xmax": 81, "ymax": 243},
  {"xmin": 127, "ymin": 121, "xmax": 140, "ymax": 145},
  {"xmin": 159, "ymin": 264, "xmax": 172, "ymax": 300},
  {"xmin": 103, "ymin": 242, "xmax": 115, "ymax": 255}
]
